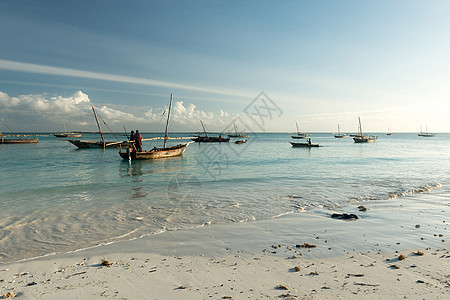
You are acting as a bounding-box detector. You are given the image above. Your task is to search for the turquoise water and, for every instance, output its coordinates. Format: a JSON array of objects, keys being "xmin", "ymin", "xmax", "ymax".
[{"xmin": 0, "ymin": 133, "xmax": 449, "ymax": 262}]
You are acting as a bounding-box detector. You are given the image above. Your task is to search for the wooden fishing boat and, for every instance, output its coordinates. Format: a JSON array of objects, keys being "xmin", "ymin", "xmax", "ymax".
[
  {"xmin": 235, "ymin": 139, "xmax": 247, "ymax": 144},
  {"xmin": 418, "ymin": 126, "xmax": 435, "ymax": 137},
  {"xmin": 227, "ymin": 123, "xmax": 249, "ymax": 138},
  {"xmin": 386, "ymin": 128, "xmax": 392, "ymax": 136},
  {"xmin": 68, "ymin": 139, "xmax": 131, "ymax": 148},
  {"xmin": 192, "ymin": 121, "xmax": 230, "ymax": 142},
  {"xmin": 290, "ymin": 141, "xmax": 320, "ymax": 147},
  {"xmin": 119, "ymin": 94, "xmax": 191, "ymax": 160},
  {"xmin": 290, "ymin": 122, "xmax": 309, "ymax": 139},
  {"xmin": 333, "ymin": 124, "xmax": 347, "ymax": 138},
  {"xmin": 68, "ymin": 107, "xmax": 130, "ymax": 149},
  {"xmin": 54, "ymin": 120, "xmax": 81, "ymax": 138},
  {"xmin": 352, "ymin": 117, "xmax": 377, "ymax": 143},
  {"xmin": 0, "ymin": 133, "xmax": 38, "ymax": 144}
]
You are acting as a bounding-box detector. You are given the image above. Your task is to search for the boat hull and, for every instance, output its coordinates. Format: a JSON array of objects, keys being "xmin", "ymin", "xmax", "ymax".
[
  {"xmin": 1, "ymin": 138, "xmax": 38, "ymax": 144},
  {"xmin": 191, "ymin": 136, "xmax": 230, "ymax": 142},
  {"xmin": 119, "ymin": 143, "xmax": 190, "ymax": 160},
  {"xmin": 68, "ymin": 140, "xmax": 132, "ymax": 149},
  {"xmin": 228, "ymin": 134, "xmax": 249, "ymax": 138},
  {"xmin": 353, "ymin": 136, "xmax": 377, "ymax": 143},
  {"xmin": 290, "ymin": 142, "xmax": 320, "ymax": 147},
  {"xmin": 55, "ymin": 133, "xmax": 82, "ymax": 138},
  {"xmin": 290, "ymin": 135, "xmax": 309, "ymax": 139},
  {"xmin": 235, "ymin": 140, "xmax": 247, "ymax": 144}
]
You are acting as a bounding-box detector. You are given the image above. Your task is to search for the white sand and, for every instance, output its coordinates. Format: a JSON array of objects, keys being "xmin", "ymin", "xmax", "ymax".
[
  {"xmin": 1, "ymin": 245, "xmax": 448, "ymax": 299},
  {"xmin": 1, "ymin": 196, "xmax": 449, "ymax": 299}
]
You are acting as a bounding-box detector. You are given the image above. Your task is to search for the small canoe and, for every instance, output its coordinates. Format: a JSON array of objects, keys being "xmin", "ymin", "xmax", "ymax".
[
  {"xmin": 290, "ymin": 142, "xmax": 320, "ymax": 147},
  {"xmin": 235, "ymin": 140, "xmax": 247, "ymax": 144}
]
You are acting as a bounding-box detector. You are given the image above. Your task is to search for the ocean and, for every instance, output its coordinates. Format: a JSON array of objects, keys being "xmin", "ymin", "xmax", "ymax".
[{"xmin": 0, "ymin": 132, "xmax": 449, "ymax": 263}]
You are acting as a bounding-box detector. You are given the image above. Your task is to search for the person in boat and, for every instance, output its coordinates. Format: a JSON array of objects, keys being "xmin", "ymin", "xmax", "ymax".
[
  {"xmin": 134, "ymin": 130, "xmax": 143, "ymax": 152},
  {"xmin": 308, "ymin": 138, "xmax": 312, "ymax": 145},
  {"xmin": 130, "ymin": 130, "xmax": 135, "ymax": 141}
]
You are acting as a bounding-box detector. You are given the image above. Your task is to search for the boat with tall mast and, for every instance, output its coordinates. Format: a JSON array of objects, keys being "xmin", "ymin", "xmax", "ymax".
[
  {"xmin": 352, "ymin": 117, "xmax": 377, "ymax": 143},
  {"xmin": 333, "ymin": 124, "xmax": 347, "ymax": 138},
  {"xmin": 227, "ymin": 122, "xmax": 249, "ymax": 138},
  {"xmin": 191, "ymin": 121, "xmax": 230, "ymax": 142},
  {"xmin": 119, "ymin": 94, "xmax": 191, "ymax": 160},
  {"xmin": 290, "ymin": 122, "xmax": 309, "ymax": 139},
  {"xmin": 54, "ymin": 120, "xmax": 81, "ymax": 138},
  {"xmin": 67, "ymin": 107, "xmax": 131, "ymax": 149},
  {"xmin": 418, "ymin": 126, "xmax": 435, "ymax": 137}
]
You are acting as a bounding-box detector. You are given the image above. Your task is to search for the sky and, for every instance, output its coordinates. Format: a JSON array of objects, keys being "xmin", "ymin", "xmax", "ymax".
[{"xmin": 1, "ymin": 0, "xmax": 449, "ymax": 133}]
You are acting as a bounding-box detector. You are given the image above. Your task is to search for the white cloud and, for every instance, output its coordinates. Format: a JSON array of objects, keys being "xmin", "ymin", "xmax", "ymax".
[{"xmin": 0, "ymin": 90, "xmax": 240, "ymax": 132}]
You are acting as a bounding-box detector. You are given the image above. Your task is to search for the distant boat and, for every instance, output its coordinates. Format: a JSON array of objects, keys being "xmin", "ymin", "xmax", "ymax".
[
  {"xmin": 119, "ymin": 94, "xmax": 191, "ymax": 160},
  {"xmin": 352, "ymin": 117, "xmax": 377, "ymax": 143},
  {"xmin": 235, "ymin": 139, "xmax": 247, "ymax": 144},
  {"xmin": 191, "ymin": 121, "xmax": 230, "ymax": 142},
  {"xmin": 54, "ymin": 120, "xmax": 81, "ymax": 138},
  {"xmin": 0, "ymin": 132, "xmax": 38, "ymax": 144},
  {"xmin": 290, "ymin": 122, "xmax": 309, "ymax": 139},
  {"xmin": 290, "ymin": 141, "xmax": 320, "ymax": 147},
  {"xmin": 333, "ymin": 124, "xmax": 347, "ymax": 138},
  {"xmin": 227, "ymin": 122, "xmax": 249, "ymax": 138},
  {"xmin": 68, "ymin": 106, "xmax": 131, "ymax": 149},
  {"xmin": 387, "ymin": 128, "xmax": 392, "ymax": 136},
  {"xmin": 418, "ymin": 126, "xmax": 435, "ymax": 137}
]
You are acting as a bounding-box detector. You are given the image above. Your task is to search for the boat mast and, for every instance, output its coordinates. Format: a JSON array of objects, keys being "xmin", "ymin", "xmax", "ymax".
[
  {"xmin": 63, "ymin": 120, "xmax": 67, "ymax": 134},
  {"xmin": 296, "ymin": 122, "xmax": 300, "ymax": 135},
  {"xmin": 234, "ymin": 122, "xmax": 238, "ymax": 134},
  {"xmin": 163, "ymin": 94, "xmax": 173, "ymax": 149},
  {"xmin": 358, "ymin": 117, "xmax": 363, "ymax": 136},
  {"xmin": 338, "ymin": 124, "xmax": 340, "ymax": 135},
  {"xmin": 92, "ymin": 106, "xmax": 105, "ymax": 147},
  {"xmin": 200, "ymin": 120, "xmax": 208, "ymax": 137}
]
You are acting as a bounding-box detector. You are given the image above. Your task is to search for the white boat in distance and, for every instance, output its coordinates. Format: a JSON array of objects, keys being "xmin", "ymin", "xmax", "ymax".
[
  {"xmin": 333, "ymin": 124, "xmax": 347, "ymax": 138},
  {"xmin": 418, "ymin": 126, "xmax": 436, "ymax": 137}
]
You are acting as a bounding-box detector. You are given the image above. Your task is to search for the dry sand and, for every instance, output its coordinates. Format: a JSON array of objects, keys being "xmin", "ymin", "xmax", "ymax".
[{"xmin": 1, "ymin": 246, "xmax": 448, "ymax": 299}]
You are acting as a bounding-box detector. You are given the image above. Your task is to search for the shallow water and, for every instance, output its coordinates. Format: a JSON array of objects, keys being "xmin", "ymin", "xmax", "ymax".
[{"xmin": 0, "ymin": 132, "xmax": 449, "ymax": 262}]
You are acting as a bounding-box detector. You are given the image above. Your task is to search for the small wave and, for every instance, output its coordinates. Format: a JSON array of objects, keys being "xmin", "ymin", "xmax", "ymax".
[{"xmin": 348, "ymin": 183, "xmax": 442, "ymax": 203}]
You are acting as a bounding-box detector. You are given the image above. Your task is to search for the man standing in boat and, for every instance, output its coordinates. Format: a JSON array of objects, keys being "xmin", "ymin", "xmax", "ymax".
[
  {"xmin": 129, "ymin": 130, "xmax": 135, "ymax": 141},
  {"xmin": 134, "ymin": 130, "xmax": 143, "ymax": 152}
]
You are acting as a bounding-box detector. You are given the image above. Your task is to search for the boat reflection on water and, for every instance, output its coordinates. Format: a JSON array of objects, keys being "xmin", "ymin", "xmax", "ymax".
[{"xmin": 119, "ymin": 156, "xmax": 186, "ymax": 179}]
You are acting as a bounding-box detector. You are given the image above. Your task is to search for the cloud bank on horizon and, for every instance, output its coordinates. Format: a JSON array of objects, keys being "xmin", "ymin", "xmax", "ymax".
[
  {"xmin": 1, "ymin": 89, "xmax": 448, "ymax": 133},
  {"xmin": 0, "ymin": 90, "xmax": 238, "ymax": 133}
]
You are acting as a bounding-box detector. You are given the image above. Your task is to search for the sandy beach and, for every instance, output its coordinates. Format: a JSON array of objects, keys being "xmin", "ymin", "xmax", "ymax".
[{"xmin": 1, "ymin": 195, "xmax": 449, "ymax": 299}]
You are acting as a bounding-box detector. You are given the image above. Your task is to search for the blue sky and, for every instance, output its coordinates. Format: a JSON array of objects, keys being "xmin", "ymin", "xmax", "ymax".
[{"xmin": 1, "ymin": 0, "xmax": 449, "ymax": 132}]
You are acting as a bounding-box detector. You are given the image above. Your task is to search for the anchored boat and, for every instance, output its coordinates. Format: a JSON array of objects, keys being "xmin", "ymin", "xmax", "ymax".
[
  {"xmin": 352, "ymin": 117, "xmax": 377, "ymax": 143},
  {"xmin": 54, "ymin": 120, "xmax": 82, "ymax": 138},
  {"xmin": 0, "ymin": 132, "xmax": 38, "ymax": 144},
  {"xmin": 290, "ymin": 122, "xmax": 309, "ymax": 139},
  {"xmin": 119, "ymin": 94, "xmax": 191, "ymax": 160},
  {"xmin": 191, "ymin": 121, "xmax": 230, "ymax": 142},
  {"xmin": 67, "ymin": 106, "xmax": 131, "ymax": 149}
]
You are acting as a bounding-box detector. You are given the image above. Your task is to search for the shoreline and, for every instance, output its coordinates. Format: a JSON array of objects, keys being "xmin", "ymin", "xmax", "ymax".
[{"xmin": 1, "ymin": 194, "xmax": 449, "ymax": 299}]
